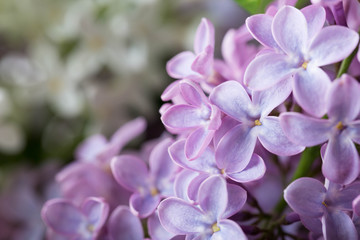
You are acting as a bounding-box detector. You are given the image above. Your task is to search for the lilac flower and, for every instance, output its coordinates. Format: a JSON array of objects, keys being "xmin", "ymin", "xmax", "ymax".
[
  {"xmin": 280, "ymin": 74, "xmax": 360, "ymax": 184},
  {"xmin": 76, "ymin": 117, "xmax": 146, "ymax": 167},
  {"xmin": 161, "ymin": 80, "xmax": 221, "ymax": 159},
  {"xmin": 352, "ymin": 195, "xmax": 360, "ymax": 238},
  {"xmin": 148, "ymin": 211, "xmax": 176, "ymax": 240},
  {"xmin": 210, "ymin": 80, "xmax": 304, "ymax": 172},
  {"xmin": 169, "ymin": 139, "xmax": 266, "ymax": 183},
  {"xmin": 107, "ymin": 206, "xmax": 144, "ymax": 240},
  {"xmin": 158, "ymin": 175, "xmax": 247, "ymax": 239},
  {"xmin": 284, "ymin": 177, "xmax": 360, "ymax": 240},
  {"xmin": 41, "ymin": 197, "xmax": 109, "ymax": 240},
  {"xmin": 111, "ymin": 138, "xmax": 178, "ymax": 218},
  {"xmin": 245, "ymin": 5, "xmax": 359, "ymax": 117}
]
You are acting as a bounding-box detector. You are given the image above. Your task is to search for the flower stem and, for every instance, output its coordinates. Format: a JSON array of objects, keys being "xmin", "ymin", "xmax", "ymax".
[{"xmin": 337, "ymin": 45, "xmax": 359, "ymax": 78}]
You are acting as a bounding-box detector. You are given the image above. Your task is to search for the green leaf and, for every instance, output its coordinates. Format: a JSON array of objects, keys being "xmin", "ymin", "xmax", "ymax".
[{"xmin": 234, "ymin": 0, "xmax": 274, "ymax": 14}]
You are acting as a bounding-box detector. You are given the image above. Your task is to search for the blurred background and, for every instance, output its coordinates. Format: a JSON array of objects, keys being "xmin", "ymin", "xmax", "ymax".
[{"xmin": 0, "ymin": 0, "xmax": 248, "ymax": 239}]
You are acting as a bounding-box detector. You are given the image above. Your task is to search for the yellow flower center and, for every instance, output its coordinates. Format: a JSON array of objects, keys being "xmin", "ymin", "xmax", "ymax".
[
  {"xmin": 150, "ymin": 187, "xmax": 159, "ymax": 196},
  {"xmin": 301, "ymin": 61, "xmax": 309, "ymax": 70},
  {"xmin": 87, "ymin": 224, "xmax": 95, "ymax": 232},
  {"xmin": 336, "ymin": 121, "xmax": 344, "ymax": 130},
  {"xmin": 212, "ymin": 223, "xmax": 220, "ymax": 233},
  {"xmin": 322, "ymin": 201, "xmax": 328, "ymax": 207},
  {"xmin": 254, "ymin": 119, "xmax": 262, "ymax": 126}
]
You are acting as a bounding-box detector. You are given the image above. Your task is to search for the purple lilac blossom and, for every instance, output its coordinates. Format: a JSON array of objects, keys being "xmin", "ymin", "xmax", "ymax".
[
  {"xmin": 210, "ymin": 80, "xmax": 304, "ymax": 172},
  {"xmin": 284, "ymin": 177, "xmax": 360, "ymax": 239},
  {"xmin": 280, "ymin": 74, "xmax": 360, "ymax": 184},
  {"xmin": 107, "ymin": 206, "xmax": 143, "ymax": 240},
  {"xmin": 41, "ymin": 197, "xmax": 109, "ymax": 240},
  {"xmin": 245, "ymin": 5, "xmax": 359, "ymax": 117},
  {"xmin": 158, "ymin": 175, "xmax": 247, "ymax": 240},
  {"xmin": 161, "ymin": 80, "xmax": 221, "ymax": 159},
  {"xmin": 111, "ymin": 138, "xmax": 178, "ymax": 218}
]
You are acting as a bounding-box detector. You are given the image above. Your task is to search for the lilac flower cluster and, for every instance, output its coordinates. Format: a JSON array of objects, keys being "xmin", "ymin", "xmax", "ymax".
[{"xmin": 41, "ymin": 1, "xmax": 360, "ymax": 239}]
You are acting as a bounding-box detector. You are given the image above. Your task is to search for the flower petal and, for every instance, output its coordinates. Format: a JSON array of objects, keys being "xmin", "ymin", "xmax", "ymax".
[
  {"xmin": 222, "ymin": 184, "xmax": 247, "ymax": 219},
  {"xmin": 322, "ymin": 210, "xmax": 358, "ymax": 240},
  {"xmin": 41, "ymin": 199, "xmax": 83, "ymax": 235},
  {"xmin": 215, "ymin": 124, "xmax": 257, "ymax": 173},
  {"xmin": 211, "ymin": 219, "xmax": 246, "ymax": 240},
  {"xmin": 280, "ymin": 112, "xmax": 331, "ymax": 146},
  {"xmin": 81, "ymin": 197, "xmax": 109, "ymax": 232},
  {"xmin": 244, "ymin": 52, "xmax": 294, "ymax": 91},
  {"xmin": 111, "ymin": 155, "xmax": 149, "ymax": 192},
  {"xmin": 161, "ymin": 105, "xmax": 207, "ymax": 129},
  {"xmin": 194, "ymin": 18, "xmax": 215, "ymax": 55},
  {"xmin": 158, "ymin": 197, "xmax": 210, "ymax": 235},
  {"xmin": 252, "ymin": 78, "xmax": 292, "ymax": 118},
  {"xmin": 185, "ymin": 127, "xmax": 214, "ymax": 160},
  {"xmin": 284, "ymin": 177, "xmax": 326, "ymax": 218},
  {"xmin": 174, "ymin": 169, "xmax": 199, "ymax": 201},
  {"xmin": 169, "ymin": 140, "xmax": 218, "ymax": 174},
  {"xmin": 246, "ymin": 14, "xmax": 279, "ymax": 49},
  {"xmin": 293, "ymin": 65, "xmax": 331, "ymax": 117},
  {"xmin": 322, "ymin": 134, "xmax": 359, "ymax": 184},
  {"xmin": 309, "ymin": 26, "xmax": 359, "ymax": 66},
  {"xmin": 130, "ymin": 193, "xmax": 160, "ymax": 218},
  {"xmin": 179, "ymin": 80, "xmax": 207, "ymax": 107},
  {"xmin": 148, "ymin": 211, "xmax": 175, "ymax": 240},
  {"xmin": 166, "ymin": 51, "xmax": 197, "ymax": 79},
  {"xmin": 272, "ymin": 6, "xmax": 308, "ymax": 56},
  {"xmin": 209, "ymin": 80, "xmax": 252, "ymax": 122},
  {"xmin": 198, "ymin": 176, "xmax": 228, "ymax": 221},
  {"xmin": 227, "ymin": 154, "xmax": 266, "ymax": 183},
  {"xmin": 301, "ymin": 5, "xmax": 326, "ymax": 39},
  {"xmin": 108, "ymin": 206, "xmax": 143, "ymax": 240},
  {"xmin": 327, "ymin": 74, "xmax": 360, "ymax": 122},
  {"xmin": 258, "ymin": 116, "xmax": 305, "ymax": 156}
]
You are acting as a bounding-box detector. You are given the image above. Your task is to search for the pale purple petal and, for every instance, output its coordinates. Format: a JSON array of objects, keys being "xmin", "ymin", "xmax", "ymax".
[
  {"xmin": 309, "ymin": 26, "xmax": 359, "ymax": 66},
  {"xmin": 148, "ymin": 211, "xmax": 175, "ymax": 240},
  {"xmin": 198, "ymin": 176, "xmax": 227, "ymax": 221},
  {"xmin": 258, "ymin": 116, "xmax": 305, "ymax": 156},
  {"xmin": 166, "ymin": 51, "xmax": 197, "ymax": 79},
  {"xmin": 322, "ymin": 210, "xmax": 358, "ymax": 240},
  {"xmin": 353, "ymin": 195, "xmax": 360, "ymax": 216},
  {"xmin": 284, "ymin": 177, "xmax": 326, "ymax": 217},
  {"xmin": 158, "ymin": 197, "xmax": 210, "ymax": 234},
  {"xmin": 75, "ymin": 134, "xmax": 107, "ymax": 162},
  {"xmin": 161, "ymin": 80, "xmax": 181, "ymax": 101},
  {"xmin": 149, "ymin": 138, "xmax": 177, "ymax": 185},
  {"xmin": 301, "ymin": 5, "xmax": 326, "ymax": 39},
  {"xmin": 109, "ymin": 117, "xmax": 147, "ymax": 153},
  {"xmin": 293, "ymin": 65, "xmax": 331, "ymax": 117},
  {"xmin": 108, "ymin": 206, "xmax": 143, "ymax": 240},
  {"xmin": 322, "ymin": 134, "xmax": 359, "ymax": 184},
  {"xmin": 185, "ymin": 127, "xmax": 214, "ymax": 160},
  {"xmin": 210, "ymin": 80, "xmax": 252, "ymax": 122},
  {"xmin": 81, "ymin": 197, "xmax": 109, "ymax": 232},
  {"xmin": 227, "ymin": 154, "xmax": 266, "ymax": 183},
  {"xmin": 213, "ymin": 116, "xmax": 238, "ymax": 148},
  {"xmin": 129, "ymin": 193, "xmax": 160, "ymax": 218},
  {"xmin": 246, "ymin": 14, "xmax": 279, "ymax": 49},
  {"xmin": 272, "ymin": 6, "xmax": 308, "ymax": 56},
  {"xmin": 174, "ymin": 169, "xmax": 199, "ymax": 201},
  {"xmin": 327, "ymin": 74, "xmax": 360, "ymax": 122},
  {"xmin": 179, "ymin": 80, "xmax": 206, "ymax": 107},
  {"xmin": 331, "ymin": 182, "xmax": 360, "ymax": 210},
  {"xmin": 187, "ymin": 174, "xmax": 209, "ymax": 202},
  {"xmin": 252, "ymin": 79, "xmax": 292, "ymax": 118},
  {"xmin": 41, "ymin": 199, "xmax": 83, "ymax": 235},
  {"xmin": 211, "ymin": 219, "xmax": 246, "ymax": 240},
  {"xmin": 161, "ymin": 105, "xmax": 207, "ymax": 129},
  {"xmin": 280, "ymin": 112, "xmax": 332, "ymax": 146},
  {"xmin": 191, "ymin": 45, "xmax": 213, "ymax": 76},
  {"xmin": 244, "ymin": 52, "xmax": 294, "ymax": 91},
  {"xmin": 215, "ymin": 124, "xmax": 257, "ymax": 173},
  {"xmin": 111, "ymin": 155, "xmax": 149, "ymax": 192},
  {"xmin": 347, "ymin": 120, "xmax": 360, "ymax": 145},
  {"xmin": 169, "ymin": 140, "xmax": 218, "ymax": 174},
  {"xmin": 222, "ymin": 184, "xmax": 247, "ymax": 219},
  {"xmin": 194, "ymin": 18, "xmax": 215, "ymax": 55},
  {"xmin": 301, "ymin": 216, "xmax": 323, "ymax": 235}
]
